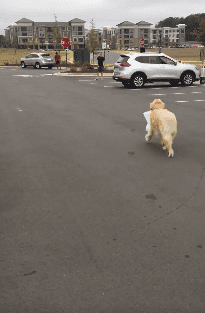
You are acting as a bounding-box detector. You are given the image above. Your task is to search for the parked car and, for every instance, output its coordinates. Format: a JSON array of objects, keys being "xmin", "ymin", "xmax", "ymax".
[
  {"xmin": 113, "ymin": 52, "xmax": 200, "ymax": 88},
  {"xmin": 20, "ymin": 53, "xmax": 55, "ymax": 69}
]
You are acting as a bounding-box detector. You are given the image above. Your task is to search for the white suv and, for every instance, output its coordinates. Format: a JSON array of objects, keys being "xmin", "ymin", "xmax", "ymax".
[
  {"xmin": 113, "ymin": 53, "xmax": 200, "ymax": 88},
  {"xmin": 20, "ymin": 53, "xmax": 55, "ymax": 69}
]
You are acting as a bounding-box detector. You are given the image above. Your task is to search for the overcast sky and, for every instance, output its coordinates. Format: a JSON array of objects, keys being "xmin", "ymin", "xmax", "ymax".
[{"xmin": 0, "ymin": 0, "xmax": 204, "ymax": 35}]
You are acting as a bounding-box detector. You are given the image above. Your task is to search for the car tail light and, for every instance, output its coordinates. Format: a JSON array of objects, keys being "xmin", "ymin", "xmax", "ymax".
[{"xmin": 120, "ymin": 62, "xmax": 130, "ymax": 67}]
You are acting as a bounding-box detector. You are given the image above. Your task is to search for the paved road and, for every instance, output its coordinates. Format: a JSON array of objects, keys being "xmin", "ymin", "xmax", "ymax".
[{"xmin": 1, "ymin": 66, "xmax": 205, "ymax": 313}]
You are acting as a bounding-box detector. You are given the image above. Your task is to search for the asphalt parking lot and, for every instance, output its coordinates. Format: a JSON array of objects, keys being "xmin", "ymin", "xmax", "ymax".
[{"xmin": 1, "ymin": 66, "xmax": 205, "ymax": 313}]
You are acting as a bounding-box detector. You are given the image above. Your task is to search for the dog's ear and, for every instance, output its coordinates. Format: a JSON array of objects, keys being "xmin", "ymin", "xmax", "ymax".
[{"xmin": 150, "ymin": 99, "xmax": 165, "ymax": 110}]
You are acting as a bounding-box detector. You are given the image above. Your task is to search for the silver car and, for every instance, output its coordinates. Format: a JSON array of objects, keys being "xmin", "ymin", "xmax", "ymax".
[
  {"xmin": 113, "ymin": 52, "xmax": 200, "ymax": 88},
  {"xmin": 20, "ymin": 53, "xmax": 55, "ymax": 69}
]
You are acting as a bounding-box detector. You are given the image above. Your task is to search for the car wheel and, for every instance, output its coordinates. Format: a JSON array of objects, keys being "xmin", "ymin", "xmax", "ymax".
[
  {"xmin": 21, "ymin": 62, "xmax": 27, "ymax": 68},
  {"xmin": 131, "ymin": 73, "xmax": 145, "ymax": 88},
  {"xmin": 35, "ymin": 62, "xmax": 41, "ymax": 69},
  {"xmin": 169, "ymin": 80, "xmax": 179, "ymax": 86},
  {"xmin": 48, "ymin": 65, "xmax": 52, "ymax": 69},
  {"xmin": 181, "ymin": 72, "xmax": 194, "ymax": 86}
]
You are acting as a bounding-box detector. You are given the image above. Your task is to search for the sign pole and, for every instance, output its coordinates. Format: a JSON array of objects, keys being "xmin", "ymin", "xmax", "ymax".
[{"xmin": 66, "ymin": 50, "xmax": 67, "ymax": 65}]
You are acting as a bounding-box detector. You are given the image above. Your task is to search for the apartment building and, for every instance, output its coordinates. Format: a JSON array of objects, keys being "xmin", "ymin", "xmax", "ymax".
[
  {"xmin": 115, "ymin": 20, "xmax": 153, "ymax": 49},
  {"xmin": 103, "ymin": 26, "xmax": 116, "ymax": 48},
  {"xmin": 150, "ymin": 24, "xmax": 186, "ymax": 47},
  {"xmin": 4, "ymin": 18, "xmax": 187, "ymax": 50},
  {"xmin": 4, "ymin": 17, "xmax": 86, "ymax": 49},
  {"xmin": 115, "ymin": 21, "xmax": 137, "ymax": 49},
  {"xmin": 136, "ymin": 21, "xmax": 153, "ymax": 48}
]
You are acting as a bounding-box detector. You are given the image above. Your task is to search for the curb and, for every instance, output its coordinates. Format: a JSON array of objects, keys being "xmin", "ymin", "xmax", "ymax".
[{"xmin": 54, "ymin": 73, "xmax": 113, "ymax": 77}]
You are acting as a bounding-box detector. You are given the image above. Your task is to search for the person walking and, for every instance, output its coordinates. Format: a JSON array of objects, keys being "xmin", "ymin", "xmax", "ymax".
[
  {"xmin": 96, "ymin": 52, "xmax": 105, "ymax": 80},
  {"xmin": 55, "ymin": 51, "xmax": 60, "ymax": 69}
]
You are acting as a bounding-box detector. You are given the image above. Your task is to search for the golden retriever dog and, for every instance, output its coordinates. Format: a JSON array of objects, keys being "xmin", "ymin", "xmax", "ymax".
[{"xmin": 145, "ymin": 99, "xmax": 177, "ymax": 157}]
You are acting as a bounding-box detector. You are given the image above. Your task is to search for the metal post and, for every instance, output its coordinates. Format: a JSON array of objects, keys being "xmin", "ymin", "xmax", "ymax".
[{"xmin": 66, "ymin": 50, "xmax": 67, "ymax": 65}]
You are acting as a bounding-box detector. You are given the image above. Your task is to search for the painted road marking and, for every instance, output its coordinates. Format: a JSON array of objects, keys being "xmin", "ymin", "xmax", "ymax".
[
  {"xmin": 151, "ymin": 88, "xmax": 162, "ymax": 89},
  {"xmin": 149, "ymin": 94, "xmax": 166, "ymax": 95},
  {"xmin": 175, "ymin": 101, "xmax": 189, "ymax": 102},
  {"xmin": 194, "ymin": 100, "xmax": 205, "ymax": 101},
  {"xmin": 13, "ymin": 75, "xmax": 33, "ymax": 77},
  {"xmin": 173, "ymin": 93, "xmax": 185, "ymax": 94},
  {"xmin": 191, "ymin": 92, "xmax": 202, "ymax": 93},
  {"xmin": 104, "ymin": 86, "xmax": 114, "ymax": 87}
]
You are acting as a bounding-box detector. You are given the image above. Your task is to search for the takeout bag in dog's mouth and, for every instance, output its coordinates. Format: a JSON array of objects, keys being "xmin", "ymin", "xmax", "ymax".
[{"xmin": 143, "ymin": 111, "xmax": 150, "ymax": 132}]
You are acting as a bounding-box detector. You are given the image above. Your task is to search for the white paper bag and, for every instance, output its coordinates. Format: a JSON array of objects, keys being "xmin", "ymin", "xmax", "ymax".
[{"xmin": 143, "ymin": 111, "xmax": 150, "ymax": 133}]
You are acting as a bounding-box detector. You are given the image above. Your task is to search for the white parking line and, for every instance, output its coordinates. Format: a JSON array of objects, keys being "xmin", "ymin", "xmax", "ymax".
[
  {"xmin": 151, "ymin": 88, "xmax": 162, "ymax": 89},
  {"xmin": 173, "ymin": 93, "xmax": 185, "ymax": 94},
  {"xmin": 13, "ymin": 75, "xmax": 33, "ymax": 77},
  {"xmin": 104, "ymin": 86, "xmax": 114, "ymax": 87},
  {"xmin": 79, "ymin": 80, "xmax": 95, "ymax": 81},
  {"xmin": 171, "ymin": 87, "xmax": 179, "ymax": 88},
  {"xmin": 194, "ymin": 100, "xmax": 205, "ymax": 101},
  {"xmin": 191, "ymin": 92, "xmax": 202, "ymax": 93},
  {"xmin": 149, "ymin": 94, "xmax": 166, "ymax": 95},
  {"xmin": 175, "ymin": 101, "xmax": 189, "ymax": 102},
  {"xmin": 41, "ymin": 74, "xmax": 53, "ymax": 76}
]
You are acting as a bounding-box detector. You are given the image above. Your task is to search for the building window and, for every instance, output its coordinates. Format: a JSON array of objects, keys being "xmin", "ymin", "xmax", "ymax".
[
  {"xmin": 47, "ymin": 27, "xmax": 52, "ymax": 32},
  {"xmin": 124, "ymin": 40, "xmax": 129, "ymax": 44},
  {"xmin": 73, "ymin": 37, "xmax": 77, "ymax": 41},
  {"xmin": 124, "ymin": 29, "xmax": 129, "ymax": 34},
  {"xmin": 78, "ymin": 38, "xmax": 83, "ymax": 42},
  {"xmin": 124, "ymin": 35, "xmax": 129, "ymax": 38},
  {"xmin": 22, "ymin": 33, "xmax": 27, "ymax": 36},
  {"xmin": 22, "ymin": 38, "xmax": 28, "ymax": 43},
  {"xmin": 144, "ymin": 29, "xmax": 148, "ymax": 33},
  {"xmin": 181, "ymin": 29, "xmax": 185, "ymax": 33},
  {"xmin": 78, "ymin": 26, "xmax": 82, "ymax": 31},
  {"xmin": 21, "ymin": 27, "xmax": 27, "ymax": 31}
]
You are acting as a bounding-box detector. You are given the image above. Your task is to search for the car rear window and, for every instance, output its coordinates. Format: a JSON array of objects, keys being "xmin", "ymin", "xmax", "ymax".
[
  {"xmin": 116, "ymin": 55, "xmax": 130, "ymax": 63},
  {"xmin": 41, "ymin": 54, "xmax": 51, "ymax": 58}
]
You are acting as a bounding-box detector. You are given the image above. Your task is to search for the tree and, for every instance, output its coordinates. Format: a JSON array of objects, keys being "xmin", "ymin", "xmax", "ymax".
[
  {"xmin": 194, "ymin": 15, "xmax": 205, "ymax": 46},
  {"xmin": 86, "ymin": 18, "xmax": 101, "ymax": 63},
  {"xmin": 155, "ymin": 17, "xmax": 183, "ymax": 28},
  {"xmin": 53, "ymin": 14, "xmax": 63, "ymax": 50}
]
